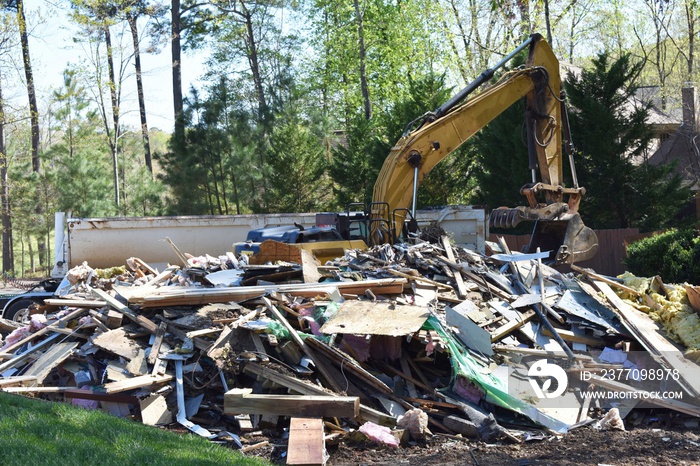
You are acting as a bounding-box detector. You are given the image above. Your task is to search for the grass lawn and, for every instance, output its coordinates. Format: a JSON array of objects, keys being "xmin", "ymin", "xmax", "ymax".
[{"xmin": 0, "ymin": 392, "xmax": 272, "ymax": 466}]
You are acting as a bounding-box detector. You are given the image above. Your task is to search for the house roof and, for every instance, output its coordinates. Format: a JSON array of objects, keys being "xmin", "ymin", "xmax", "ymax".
[{"xmin": 647, "ymin": 129, "xmax": 700, "ymax": 190}]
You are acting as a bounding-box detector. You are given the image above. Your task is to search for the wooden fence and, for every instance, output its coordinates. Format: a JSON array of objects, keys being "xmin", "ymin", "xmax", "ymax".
[{"xmin": 489, "ymin": 228, "xmax": 643, "ymax": 277}]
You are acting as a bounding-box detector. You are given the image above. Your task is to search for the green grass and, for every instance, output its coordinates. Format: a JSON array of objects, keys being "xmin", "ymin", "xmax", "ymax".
[{"xmin": 0, "ymin": 392, "xmax": 272, "ymax": 466}]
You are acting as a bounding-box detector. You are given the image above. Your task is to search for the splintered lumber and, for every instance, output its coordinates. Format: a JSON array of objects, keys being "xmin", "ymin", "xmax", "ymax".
[
  {"xmin": 385, "ymin": 268, "xmax": 453, "ymax": 291},
  {"xmin": 92, "ymin": 288, "xmax": 158, "ymax": 334},
  {"xmin": 122, "ymin": 278, "xmax": 407, "ymax": 308},
  {"xmin": 23, "ymin": 341, "xmax": 79, "ymax": 384},
  {"xmin": 571, "ymin": 264, "xmax": 641, "ymax": 297},
  {"xmin": 0, "ymin": 318, "xmax": 21, "ymax": 333},
  {"xmin": 92, "ymin": 328, "xmax": 144, "ymax": 360},
  {"xmin": 147, "ymin": 321, "xmax": 168, "ymax": 365},
  {"xmin": 441, "ymin": 236, "xmax": 467, "ymax": 299},
  {"xmin": 286, "ymin": 417, "xmax": 326, "ymax": 466},
  {"xmin": 250, "ymin": 240, "xmax": 321, "ymax": 284},
  {"xmin": 304, "ymin": 337, "xmax": 392, "ymax": 395},
  {"xmin": 103, "ymin": 374, "xmax": 173, "ymax": 394},
  {"xmin": 0, "ymin": 376, "xmax": 37, "ymax": 387},
  {"xmin": 437, "ymin": 256, "xmax": 517, "ymax": 301},
  {"xmin": 224, "ymin": 388, "xmax": 359, "ymax": 418},
  {"xmin": 0, "ymin": 333, "xmax": 62, "ymax": 373},
  {"xmin": 490, "ymin": 309, "xmax": 536, "ymax": 342},
  {"xmin": 592, "ymin": 280, "xmax": 700, "ymax": 398},
  {"xmin": 243, "ymin": 362, "xmax": 396, "ymax": 427},
  {"xmin": 64, "ymin": 389, "xmax": 139, "ymax": 405},
  {"xmin": 541, "ymin": 327, "xmax": 603, "ymax": 348},
  {"xmin": 264, "ymin": 297, "xmax": 344, "ymax": 393}
]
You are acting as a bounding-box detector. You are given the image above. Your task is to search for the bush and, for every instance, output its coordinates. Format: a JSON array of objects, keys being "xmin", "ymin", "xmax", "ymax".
[{"xmin": 625, "ymin": 228, "xmax": 700, "ymax": 284}]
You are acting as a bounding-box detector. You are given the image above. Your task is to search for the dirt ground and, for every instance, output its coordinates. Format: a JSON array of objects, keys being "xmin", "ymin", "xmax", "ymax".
[{"xmin": 237, "ymin": 411, "xmax": 700, "ymax": 466}]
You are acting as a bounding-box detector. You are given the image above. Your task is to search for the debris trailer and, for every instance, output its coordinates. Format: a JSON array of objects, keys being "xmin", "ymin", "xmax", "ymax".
[{"xmin": 0, "ymin": 206, "xmax": 487, "ymax": 321}]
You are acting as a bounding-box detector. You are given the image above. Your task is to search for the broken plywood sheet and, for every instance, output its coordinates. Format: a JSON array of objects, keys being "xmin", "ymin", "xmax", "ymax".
[
  {"xmin": 140, "ymin": 394, "xmax": 173, "ymax": 425},
  {"xmin": 320, "ymin": 301, "xmax": 430, "ymax": 337},
  {"xmin": 92, "ymin": 328, "xmax": 144, "ymax": 360}
]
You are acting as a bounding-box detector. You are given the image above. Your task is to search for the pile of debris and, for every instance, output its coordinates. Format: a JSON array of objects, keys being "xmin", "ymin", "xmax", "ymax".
[{"xmin": 0, "ymin": 236, "xmax": 699, "ymax": 464}]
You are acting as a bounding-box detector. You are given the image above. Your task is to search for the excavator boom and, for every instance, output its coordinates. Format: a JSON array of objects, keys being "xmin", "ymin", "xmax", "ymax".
[{"xmin": 370, "ymin": 34, "xmax": 598, "ymax": 264}]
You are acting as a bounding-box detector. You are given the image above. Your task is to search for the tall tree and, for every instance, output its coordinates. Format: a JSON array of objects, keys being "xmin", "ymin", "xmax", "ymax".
[
  {"xmin": 564, "ymin": 51, "xmax": 690, "ymax": 230},
  {"xmin": 0, "ymin": 15, "xmax": 15, "ymax": 274},
  {"xmin": 70, "ymin": 0, "xmax": 132, "ymax": 211},
  {"xmin": 0, "ymin": 69, "xmax": 11, "ymax": 273},
  {"xmin": 168, "ymin": 0, "xmax": 215, "ymax": 136},
  {"xmin": 2, "ymin": 0, "xmax": 47, "ymax": 268},
  {"xmin": 123, "ymin": 0, "xmax": 165, "ymax": 173}
]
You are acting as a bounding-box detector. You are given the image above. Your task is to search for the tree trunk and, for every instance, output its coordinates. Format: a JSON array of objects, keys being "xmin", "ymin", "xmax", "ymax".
[
  {"xmin": 544, "ymin": 0, "xmax": 552, "ymax": 44},
  {"xmin": 516, "ymin": 0, "xmax": 531, "ymax": 37},
  {"xmin": 127, "ymin": 13, "xmax": 153, "ymax": 173},
  {"xmin": 353, "ymin": 0, "xmax": 371, "ymax": 120},
  {"xmin": 172, "ymin": 0, "xmax": 184, "ymax": 136},
  {"xmin": 17, "ymin": 0, "xmax": 47, "ymax": 268},
  {"xmin": 0, "ymin": 71, "xmax": 13, "ymax": 274},
  {"xmin": 17, "ymin": 0, "xmax": 39, "ymax": 174},
  {"xmin": 104, "ymin": 26, "xmax": 121, "ymax": 209},
  {"xmin": 241, "ymin": 2, "xmax": 267, "ymax": 124},
  {"xmin": 686, "ymin": 2, "xmax": 696, "ymax": 79}
]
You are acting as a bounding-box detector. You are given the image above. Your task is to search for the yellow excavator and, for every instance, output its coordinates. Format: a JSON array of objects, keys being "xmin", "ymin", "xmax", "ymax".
[{"xmin": 369, "ymin": 33, "xmax": 598, "ymax": 264}]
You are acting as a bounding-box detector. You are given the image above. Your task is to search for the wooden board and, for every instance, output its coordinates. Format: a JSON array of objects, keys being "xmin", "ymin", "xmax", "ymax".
[
  {"xmin": 243, "ymin": 362, "xmax": 396, "ymax": 427},
  {"xmin": 286, "ymin": 417, "xmax": 325, "ymax": 466},
  {"xmin": 224, "ymin": 388, "xmax": 359, "ymax": 418},
  {"xmin": 319, "ymin": 300, "xmax": 429, "ymax": 336},
  {"xmin": 103, "ymin": 374, "xmax": 173, "ymax": 394},
  {"xmin": 118, "ymin": 278, "xmax": 407, "ymax": 308},
  {"xmin": 23, "ymin": 342, "xmax": 79, "ymax": 384}
]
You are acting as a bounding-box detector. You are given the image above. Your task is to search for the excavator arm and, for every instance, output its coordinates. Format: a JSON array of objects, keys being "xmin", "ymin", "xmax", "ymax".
[{"xmin": 370, "ymin": 34, "xmax": 598, "ymax": 264}]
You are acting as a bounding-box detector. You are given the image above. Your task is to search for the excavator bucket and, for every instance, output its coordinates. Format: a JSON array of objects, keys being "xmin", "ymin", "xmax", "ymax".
[{"xmin": 525, "ymin": 213, "xmax": 598, "ymax": 264}]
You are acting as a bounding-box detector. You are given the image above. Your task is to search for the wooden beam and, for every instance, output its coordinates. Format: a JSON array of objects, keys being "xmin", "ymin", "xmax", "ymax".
[
  {"xmin": 286, "ymin": 417, "xmax": 325, "ymax": 466},
  {"xmin": 103, "ymin": 374, "xmax": 173, "ymax": 394},
  {"xmin": 91, "ymin": 288, "xmax": 158, "ymax": 334},
  {"xmin": 541, "ymin": 327, "xmax": 603, "ymax": 347},
  {"xmin": 571, "ymin": 264, "xmax": 641, "ymax": 297},
  {"xmin": 44, "ymin": 299, "xmax": 106, "ymax": 308},
  {"xmin": 243, "ymin": 362, "xmax": 396, "ymax": 427},
  {"xmin": 124, "ymin": 278, "xmax": 407, "ymax": 308},
  {"xmin": 490, "ymin": 309, "xmax": 536, "ymax": 342},
  {"xmin": 224, "ymin": 388, "xmax": 359, "ymax": 418},
  {"xmin": 441, "ymin": 236, "xmax": 467, "ymax": 298}
]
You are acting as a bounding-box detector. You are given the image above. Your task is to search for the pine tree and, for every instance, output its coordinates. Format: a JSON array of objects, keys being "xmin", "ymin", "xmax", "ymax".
[{"xmin": 564, "ymin": 52, "xmax": 690, "ymax": 230}]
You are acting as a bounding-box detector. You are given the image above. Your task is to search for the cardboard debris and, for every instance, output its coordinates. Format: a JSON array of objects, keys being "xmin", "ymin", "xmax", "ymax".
[{"xmin": 0, "ymin": 237, "xmax": 698, "ymax": 461}]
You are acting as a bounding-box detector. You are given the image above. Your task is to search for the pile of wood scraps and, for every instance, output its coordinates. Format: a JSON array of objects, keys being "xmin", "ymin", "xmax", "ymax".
[{"xmin": 1, "ymin": 237, "xmax": 699, "ymax": 465}]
